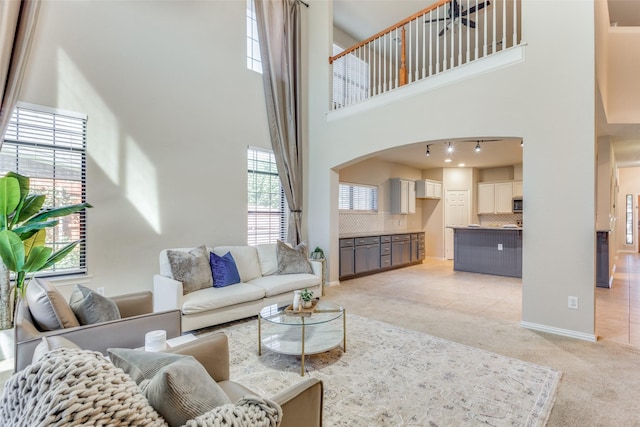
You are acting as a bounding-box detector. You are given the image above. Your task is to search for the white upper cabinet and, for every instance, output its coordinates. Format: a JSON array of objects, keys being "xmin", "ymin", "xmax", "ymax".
[
  {"xmin": 513, "ymin": 181, "xmax": 523, "ymax": 198},
  {"xmin": 478, "ymin": 183, "xmax": 496, "ymax": 214},
  {"xmin": 415, "ymin": 179, "xmax": 442, "ymax": 199},
  {"xmin": 390, "ymin": 178, "xmax": 416, "ymax": 214},
  {"xmin": 478, "ymin": 182, "xmax": 514, "ymax": 214}
]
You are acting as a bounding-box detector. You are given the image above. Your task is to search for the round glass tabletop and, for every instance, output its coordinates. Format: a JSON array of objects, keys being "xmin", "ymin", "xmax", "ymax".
[{"xmin": 259, "ymin": 300, "xmax": 344, "ymax": 326}]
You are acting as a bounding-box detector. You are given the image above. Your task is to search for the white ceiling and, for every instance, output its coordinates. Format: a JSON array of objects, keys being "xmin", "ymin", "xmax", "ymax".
[{"xmin": 333, "ymin": 0, "xmax": 640, "ymax": 171}]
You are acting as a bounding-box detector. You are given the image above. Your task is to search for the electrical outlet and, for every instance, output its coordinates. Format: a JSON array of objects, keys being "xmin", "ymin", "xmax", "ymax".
[
  {"xmin": 97, "ymin": 287, "xmax": 105, "ymax": 296},
  {"xmin": 568, "ymin": 296, "xmax": 578, "ymax": 310},
  {"xmin": 497, "ymin": 244, "xmax": 503, "ymax": 251}
]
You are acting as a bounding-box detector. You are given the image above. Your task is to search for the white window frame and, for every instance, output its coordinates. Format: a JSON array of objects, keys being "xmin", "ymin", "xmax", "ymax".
[
  {"xmin": 247, "ymin": 147, "xmax": 287, "ymax": 245},
  {"xmin": 0, "ymin": 102, "xmax": 88, "ymax": 277},
  {"xmin": 246, "ymin": 0, "xmax": 262, "ymax": 73}
]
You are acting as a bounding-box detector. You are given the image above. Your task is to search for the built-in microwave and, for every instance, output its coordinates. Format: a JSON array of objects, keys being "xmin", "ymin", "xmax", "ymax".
[{"xmin": 513, "ymin": 198, "xmax": 523, "ymax": 213}]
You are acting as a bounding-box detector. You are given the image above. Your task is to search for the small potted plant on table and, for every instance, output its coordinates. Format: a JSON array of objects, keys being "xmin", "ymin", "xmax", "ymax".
[{"xmin": 300, "ymin": 288, "xmax": 314, "ymax": 308}]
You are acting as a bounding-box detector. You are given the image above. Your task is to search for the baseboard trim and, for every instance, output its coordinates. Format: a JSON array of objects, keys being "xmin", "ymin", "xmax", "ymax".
[{"xmin": 520, "ymin": 321, "xmax": 597, "ymax": 342}]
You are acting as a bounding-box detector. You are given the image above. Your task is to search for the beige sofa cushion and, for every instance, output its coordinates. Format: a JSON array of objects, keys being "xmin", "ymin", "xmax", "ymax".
[
  {"xmin": 213, "ymin": 246, "xmax": 262, "ymax": 283},
  {"xmin": 26, "ymin": 279, "xmax": 80, "ymax": 331},
  {"xmin": 249, "ymin": 274, "xmax": 321, "ymax": 298},
  {"xmin": 181, "ymin": 283, "xmax": 265, "ymax": 315}
]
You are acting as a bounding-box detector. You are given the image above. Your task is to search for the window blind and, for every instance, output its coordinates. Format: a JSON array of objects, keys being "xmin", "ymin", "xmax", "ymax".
[
  {"xmin": 339, "ymin": 183, "xmax": 378, "ymax": 212},
  {"xmin": 247, "ymin": 147, "xmax": 287, "ymax": 245},
  {"xmin": 0, "ymin": 103, "xmax": 88, "ymax": 276}
]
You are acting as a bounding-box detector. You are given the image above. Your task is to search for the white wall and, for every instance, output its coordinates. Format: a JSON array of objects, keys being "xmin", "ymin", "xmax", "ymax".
[
  {"xmin": 19, "ymin": 0, "xmax": 271, "ymax": 296},
  {"xmin": 308, "ymin": 1, "xmax": 596, "ymax": 338}
]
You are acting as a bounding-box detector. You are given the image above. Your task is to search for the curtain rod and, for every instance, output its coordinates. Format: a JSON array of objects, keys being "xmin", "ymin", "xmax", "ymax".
[{"xmin": 298, "ymin": 0, "xmax": 309, "ymax": 7}]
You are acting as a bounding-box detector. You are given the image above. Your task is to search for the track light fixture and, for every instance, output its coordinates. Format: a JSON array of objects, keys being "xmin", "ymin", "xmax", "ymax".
[
  {"xmin": 447, "ymin": 142, "xmax": 453, "ymax": 153},
  {"xmin": 425, "ymin": 145, "xmax": 430, "ymax": 156},
  {"xmin": 475, "ymin": 141, "xmax": 481, "ymax": 152}
]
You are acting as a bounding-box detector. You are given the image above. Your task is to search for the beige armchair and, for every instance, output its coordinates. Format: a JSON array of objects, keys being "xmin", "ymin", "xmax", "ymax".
[
  {"xmin": 166, "ymin": 331, "xmax": 323, "ymax": 427},
  {"xmin": 14, "ymin": 290, "xmax": 182, "ymax": 371}
]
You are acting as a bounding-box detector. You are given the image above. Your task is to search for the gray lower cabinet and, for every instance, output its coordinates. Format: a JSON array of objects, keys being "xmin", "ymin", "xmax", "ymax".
[
  {"xmin": 391, "ymin": 234, "xmax": 411, "ymax": 266},
  {"xmin": 340, "ymin": 232, "xmax": 424, "ymax": 279},
  {"xmin": 355, "ymin": 236, "xmax": 380, "ymax": 274},
  {"xmin": 410, "ymin": 234, "xmax": 418, "ymax": 262},
  {"xmin": 339, "ymin": 238, "xmax": 355, "ymax": 277}
]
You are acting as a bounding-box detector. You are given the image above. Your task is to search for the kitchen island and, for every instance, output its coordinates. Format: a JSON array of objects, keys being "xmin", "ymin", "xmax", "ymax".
[{"xmin": 449, "ymin": 226, "xmax": 522, "ymax": 278}]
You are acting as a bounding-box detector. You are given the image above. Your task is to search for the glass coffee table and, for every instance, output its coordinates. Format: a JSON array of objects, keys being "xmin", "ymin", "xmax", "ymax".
[{"xmin": 258, "ymin": 300, "xmax": 345, "ymax": 376}]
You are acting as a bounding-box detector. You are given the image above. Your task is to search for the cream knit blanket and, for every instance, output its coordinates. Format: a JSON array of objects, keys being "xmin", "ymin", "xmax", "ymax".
[{"xmin": 0, "ymin": 348, "xmax": 282, "ymax": 427}]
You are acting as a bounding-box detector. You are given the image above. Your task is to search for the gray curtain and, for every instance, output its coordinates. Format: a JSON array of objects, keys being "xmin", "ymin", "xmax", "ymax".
[
  {"xmin": 0, "ymin": 0, "xmax": 41, "ymax": 145},
  {"xmin": 254, "ymin": 0, "xmax": 303, "ymax": 246}
]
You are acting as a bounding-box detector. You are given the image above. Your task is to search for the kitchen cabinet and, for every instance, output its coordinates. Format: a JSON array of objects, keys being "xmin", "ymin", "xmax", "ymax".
[
  {"xmin": 354, "ymin": 236, "xmax": 380, "ymax": 274},
  {"xmin": 513, "ymin": 181, "xmax": 523, "ymax": 198},
  {"xmin": 339, "ymin": 232, "xmax": 424, "ymax": 279},
  {"xmin": 390, "ymin": 178, "xmax": 416, "ymax": 214},
  {"xmin": 415, "ymin": 179, "xmax": 442, "ymax": 199},
  {"xmin": 478, "ymin": 182, "xmax": 513, "ymax": 214},
  {"xmin": 391, "ymin": 234, "xmax": 411, "ymax": 266},
  {"xmin": 339, "ymin": 239, "xmax": 355, "ymax": 277}
]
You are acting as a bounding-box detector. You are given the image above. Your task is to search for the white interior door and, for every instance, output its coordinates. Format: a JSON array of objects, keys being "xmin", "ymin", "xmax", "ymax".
[{"xmin": 444, "ymin": 190, "xmax": 470, "ymax": 260}]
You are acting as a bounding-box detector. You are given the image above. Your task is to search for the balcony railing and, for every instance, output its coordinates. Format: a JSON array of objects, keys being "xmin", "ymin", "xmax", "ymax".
[{"xmin": 329, "ymin": 0, "xmax": 521, "ymax": 110}]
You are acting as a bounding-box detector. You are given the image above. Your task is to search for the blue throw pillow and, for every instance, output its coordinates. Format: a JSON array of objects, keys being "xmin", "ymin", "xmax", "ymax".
[{"xmin": 209, "ymin": 251, "xmax": 241, "ymax": 287}]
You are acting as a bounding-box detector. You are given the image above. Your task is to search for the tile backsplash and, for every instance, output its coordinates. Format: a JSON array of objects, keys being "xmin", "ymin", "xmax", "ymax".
[
  {"xmin": 477, "ymin": 213, "xmax": 523, "ymax": 226},
  {"xmin": 339, "ymin": 211, "xmax": 422, "ymax": 235}
]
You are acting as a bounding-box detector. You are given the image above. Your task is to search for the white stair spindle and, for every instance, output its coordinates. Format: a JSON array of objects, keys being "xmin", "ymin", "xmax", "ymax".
[
  {"xmin": 492, "ymin": 0, "xmax": 496, "ymax": 53},
  {"xmin": 474, "ymin": 0, "xmax": 479, "ymax": 60},
  {"xmin": 513, "ymin": 0, "xmax": 518, "ymax": 46},
  {"xmin": 436, "ymin": 7, "xmax": 441, "ymax": 73},
  {"xmin": 443, "ymin": 5, "xmax": 448, "ymax": 71},
  {"xmin": 484, "ymin": 0, "xmax": 488, "ymax": 56},
  {"xmin": 424, "ymin": 11, "xmax": 429, "ymax": 78},
  {"xmin": 466, "ymin": 0, "xmax": 470, "ymax": 63},
  {"xmin": 502, "ymin": 0, "xmax": 506, "ymax": 50},
  {"xmin": 394, "ymin": 29, "xmax": 398, "ymax": 89}
]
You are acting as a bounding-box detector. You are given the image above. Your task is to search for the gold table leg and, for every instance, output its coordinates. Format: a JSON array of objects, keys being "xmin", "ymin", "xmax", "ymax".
[
  {"xmin": 258, "ymin": 314, "xmax": 262, "ymax": 356},
  {"xmin": 343, "ymin": 308, "xmax": 347, "ymax": 352},
  {"xmin": 301, "ymin": 317, "xmax": 305, "ymax": 376}
]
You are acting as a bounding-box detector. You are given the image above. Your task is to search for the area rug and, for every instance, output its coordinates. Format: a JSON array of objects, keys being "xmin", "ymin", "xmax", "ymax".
[{"xmin": 202, "ymin": 314, "xmax": 561, "ymax": 427}]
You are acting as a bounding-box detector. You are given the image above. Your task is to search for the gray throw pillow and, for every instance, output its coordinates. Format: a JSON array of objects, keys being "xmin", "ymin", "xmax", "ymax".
[
  {"xmin": 69, "ymin": 284, "xmax": 121, "ymax": 325},
  {"xmin": 26, "ymin": 278, "xmax": 80, "ymax": 331},
  {"xmin": 276, "ymin": 240, "xmax": 313, "ymax": 274},
  {"xmin": 167, "ymin": 245, "xmax": 214, "ymax": 295},
  {"xmin": 108, "ymin": 348, "xmax": 231, "ymax": 427}
]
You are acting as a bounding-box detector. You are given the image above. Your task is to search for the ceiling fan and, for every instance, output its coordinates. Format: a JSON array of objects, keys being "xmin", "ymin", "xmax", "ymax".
[{"xmin": 425, "ymin": 0, "xmax": 492, "ymax": 37}]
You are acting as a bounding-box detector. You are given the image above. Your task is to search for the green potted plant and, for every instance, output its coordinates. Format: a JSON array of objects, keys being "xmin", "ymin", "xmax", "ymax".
[
  {"xmin": 310, "ymin": 247, "xmax": 324, "ymax": 260},
  {"xmin": 0, "ymin": 172, "xmax": 92, "ymax": 329},
  {"xmin": 300, "ymin": 288, "xmax": 314, "ymax": 308}
]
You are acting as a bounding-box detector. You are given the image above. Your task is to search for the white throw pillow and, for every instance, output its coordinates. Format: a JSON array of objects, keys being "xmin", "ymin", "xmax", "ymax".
[
  {"xmin": 213, "ymin": 246, "xmax": 262, "ymax": 282},
  {"xmin": 256, "ymin": 244, "xmax": 278, "ymax": 276}
]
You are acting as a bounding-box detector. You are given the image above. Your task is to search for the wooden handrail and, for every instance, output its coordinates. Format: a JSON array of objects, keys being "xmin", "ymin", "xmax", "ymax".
[{"xmin": 329, "ymin": 0, "xmax": 452, "ymax": 64}]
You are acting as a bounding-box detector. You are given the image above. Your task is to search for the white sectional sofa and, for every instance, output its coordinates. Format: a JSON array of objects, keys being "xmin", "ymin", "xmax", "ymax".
[{"xmin": 153, "ymin": 244, "xmax": 323, "ymax": 332}]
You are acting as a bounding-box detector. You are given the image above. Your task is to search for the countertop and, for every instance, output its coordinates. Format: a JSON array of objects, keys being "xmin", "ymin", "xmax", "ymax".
[
  {"xmin": 447, "ymin": 225, "xmax": 523, "ymax": 231},
  {"xmin": 339, "ymin": 230, "xmax": 424, "ymax": 239}
]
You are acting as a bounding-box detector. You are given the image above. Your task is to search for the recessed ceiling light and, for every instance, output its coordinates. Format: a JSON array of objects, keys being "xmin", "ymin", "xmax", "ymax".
[
  {"xmin": 458, "ymin": 163, "xmax": 465, "ymax": 167},
  {"xmin": 445, "ymin": 158, "xmax": 452, "ymax": 163}
]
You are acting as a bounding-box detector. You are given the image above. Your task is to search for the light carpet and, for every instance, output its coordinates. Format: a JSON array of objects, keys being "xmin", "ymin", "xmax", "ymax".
[{"xmin": 203, "ymin": 314, "xmax": 561, "ymax": 427}]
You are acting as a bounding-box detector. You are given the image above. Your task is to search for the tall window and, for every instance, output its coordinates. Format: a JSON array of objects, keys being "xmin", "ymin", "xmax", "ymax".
[
  {"xmin": 332, "ymin": 44, "xmax": 370, "ymax": 109},
  {"xmin": 0, "ymin": 103, "xmax": 88, "ymax": 276},
  {"xmin": 248, "ymin": 147, "xmax": 287, "ymax": 245},
  {"xmin": 339, "ymin": 183, "xmax": 378, "ymax": 212},
  {"xmin": 246, "ymin": 0, "xmax": 262, "ymax": 73}
]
